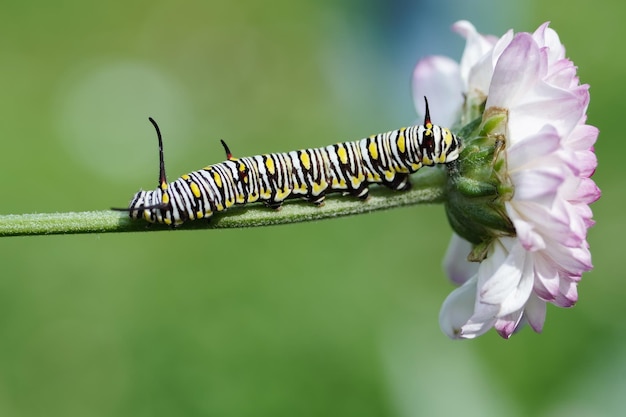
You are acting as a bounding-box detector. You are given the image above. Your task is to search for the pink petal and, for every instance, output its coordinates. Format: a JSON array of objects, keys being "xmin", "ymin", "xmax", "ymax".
[
  {"xmin": 509, "ymin": 167, "xmax": 564, "ymax": 205},
  {"xmin": 573, "ymin": 178, "xmax": 601, "ymax": 205},
  {"xmin": 554, "ymin": 279, "xmax": 579, "ymax": 307},
  {"xmin": 494, "ymin": 309, "xmax": 524, "ymax": 338},
  {"xmin": 544, "ymin": 240, "xmax": 593, "ymax": 276},
  {"xmin": 509, "ymin": 198, "xmax": 589, "ymax": 250},
  {"xmin": 505, "ymin": 202, "xmax": 546, "ymax": 251},
  {"xmin": 435, "ymin": 21, "xmax": 599, "ymax": 339},
  {"xmin": 486, "ymin": 33, "xmax": 541, "ymax": 110},
  {"xmin": 566, "ymin": 123, "xmax": 599, "ymax": 151},
  {"xmin": 506, "ymin": 125, "xmax": 562, "ymax": 170},
  {"xmin": 532, "ymin": 22, "xmax": 566, "ymax": 63},
  {"xmin": 533, "ymin": 254, "xmax": 561, "ymax": 300},
  {"xmin": 544, "ymin": 59, "xmax": 579, "ymax": 89},
  {"xmin": 507, "ymin": 85, "xmax": 588, "ymax": 141}
]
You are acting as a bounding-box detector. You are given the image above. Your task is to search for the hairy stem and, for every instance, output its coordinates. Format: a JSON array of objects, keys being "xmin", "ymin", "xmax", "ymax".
[{"xmin": 0, "ymin": 169, "xmax": 447, "ymax": 237}]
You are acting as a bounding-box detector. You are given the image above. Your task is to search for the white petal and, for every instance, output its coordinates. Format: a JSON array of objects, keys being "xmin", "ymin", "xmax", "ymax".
[
  {"xmin": 477, "ymin": 238, "xmax": 535, "ymax": 316},
  {"xmin": 476, "ymin": 238, "xmax": 523, "ymax": 304},
  {"xmin": 459, "ymin": 318, "xmax": 498, "ymax": 339},
  {"xmin": 411, "ymin": 56, "xmax": 464, "ymax": 127},
  {"xmin": 524, "ymin": 294, "xmax": 547, "ymax": 332},
  {"xmin": 439, "ymin": 276, "xmax": 497, "ymax": 339},
  {"xmin": 439, "ymin": 277, "xmax": 478, "ymax": 339},
  {"xmin": 442, "ymin": 233, "xmax": 478, "ymax": 285},
  {"xmin": 453, "ymin": 20, "xmax": 498, "ymax": 81}
]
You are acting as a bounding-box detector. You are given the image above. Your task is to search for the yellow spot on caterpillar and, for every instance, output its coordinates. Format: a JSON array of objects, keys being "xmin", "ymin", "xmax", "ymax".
[
  {"xmin": 216, "ymin": 203, "xmax": 224, "ymax": 211},
  {"xmin": 162, "ymin": 193, "xmax": 170, "ymax": 204},
  {"xmin": 422, "ymin": 155, "xmax": 432, "ymax": 165},
  {"xmin": 411, "ymin": 163, "xmax": 422, "ymax": 171},
  {"xmin": 397, "ymin": 133, "xmax": 406, "ymax": 153},
  {"xmin": 143, "ymin": 211, "xmax": 151, "ymax": 221},
  {"xmin": 350, "ymin": 175, "xmax": 362, "ymax": 189},
  {"xmin": 181, "ymin": 174, "xmax": 190, "ymax": 180},
  {"xmin": 160, "ymin": 182, "xmax": 168, "ymax": 190},
  {"xmin": 265, "ymin": 157, "xmax": 275, "ymax": 175},
  {"xmin": 261, "ymin": 188, "xmax": 272, "ymax": 199},
  {"xmin": 367, "ymin": 172, "xmax": 381, "ymax": 182},
  {"xmin": 438, "ymin": 130, "xmax": 454, "ymax": 163},
  {"xmin": 236, "ymin": 193, "xmax": 245, "ymax": 203},
  {"xmin": 225, "ymin": 198, "xmax": 234, "ymax": 208},
  {"xmin": 248, "ymin": 193, "xmax": 259, "ymax": 202},
  {"xmin": 189, "ymin": 182, "xmax": 201, "ymax": 198},
  {"xmin": 275, "ymin": 188, "xmax": 290, "ymax": 201},
  {"xmin": 368, "ymin": 142, "xmax": 379, "ymax": 160},
  {"xmin": 384, "ymin": 170, "xmax": 395, "ymax": 181},
  {"xmin": 300, "ymin": 152, "xmax": 311, "ymax": 170},
  {"xmin": 196, "ymin": 211, "xmax": 204, "ymax": 219},
  {"xmin": 213, "ymin": 172, "xmax": 223, "ymax": 188},
  {"xmin": 312, "ymin": 181, "xmax": 327, "ymax": 196},
  {"xmin": 239, "ymin": 164, "xmax": 248, "ymax": 183},
  {"xmin": 337, "ymin": 147, "xmax": 348, "ymax": 164},
  {"xmin": 164, "ymin": 218, "xmax": 172, "ymax": 225},
  {"xmin": 332, "ymin": 178, "xmax": 347, "ymax": 189}
]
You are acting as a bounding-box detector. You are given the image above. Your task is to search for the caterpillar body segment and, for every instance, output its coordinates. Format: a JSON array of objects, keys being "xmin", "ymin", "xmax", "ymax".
[{"xmin": 120, "ymin": 99, "xmax": 461, "ymax": 226}]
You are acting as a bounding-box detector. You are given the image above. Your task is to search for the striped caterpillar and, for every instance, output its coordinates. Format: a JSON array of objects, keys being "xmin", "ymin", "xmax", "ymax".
[{"xmin": 116, "ymin": 99, "xmax": 460, "ymax": 226}]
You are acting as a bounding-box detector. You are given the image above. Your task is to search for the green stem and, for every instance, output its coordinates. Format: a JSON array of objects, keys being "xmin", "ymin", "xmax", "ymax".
[{"xmin": 0, "ymin": 169, "xmax": 447, "ymax": 237}]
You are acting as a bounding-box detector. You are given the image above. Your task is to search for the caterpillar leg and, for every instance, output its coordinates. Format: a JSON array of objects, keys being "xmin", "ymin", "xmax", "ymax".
[
  {"xmin": 306, "ymin": 194, "xmax": 326, "ymax": 206},
  {"xmin": 383, "ymin": 173, "xmax": 411, "ymax": 191},
  {"xmin": 348, "ymin": 186, "xmax": 370, "ymax": 200},
  {"xmin": 264, "ymin": 201, "xmax": 284, "ymax": 210}
]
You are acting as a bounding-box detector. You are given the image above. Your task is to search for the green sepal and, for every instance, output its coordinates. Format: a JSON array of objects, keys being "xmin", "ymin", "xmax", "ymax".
[{"xmin": 444, "ymin": 108, "xmax": 516, "ymax": 254}]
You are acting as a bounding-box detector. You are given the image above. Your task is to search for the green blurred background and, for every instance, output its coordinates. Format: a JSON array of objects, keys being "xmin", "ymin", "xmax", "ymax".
[{"xmin": 0, "ymin": 0, "xmax": 620, "ymax": 416}]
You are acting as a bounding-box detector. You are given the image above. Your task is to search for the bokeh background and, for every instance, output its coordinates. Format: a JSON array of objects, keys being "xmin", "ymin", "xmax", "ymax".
[{"xmin": 0, "ymin": 0, "xmax": 620, "ymax": 416}]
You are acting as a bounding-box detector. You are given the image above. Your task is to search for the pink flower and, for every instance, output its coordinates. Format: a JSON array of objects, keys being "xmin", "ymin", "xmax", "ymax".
[{"xmin": 413, "ymin": 21, "xmax": 600, "ymax": 339}]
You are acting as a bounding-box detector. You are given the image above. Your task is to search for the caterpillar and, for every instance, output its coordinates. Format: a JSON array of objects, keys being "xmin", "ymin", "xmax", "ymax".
[{"xmin": 115, "ymin": 98, "xmax": 460, "ymax": 226}]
